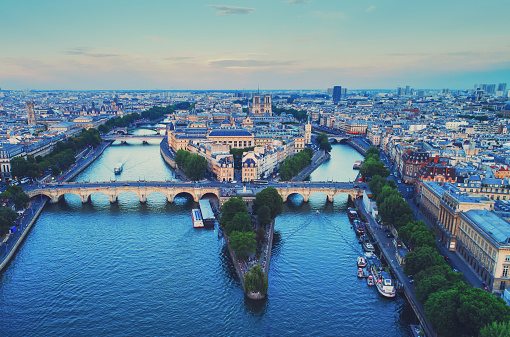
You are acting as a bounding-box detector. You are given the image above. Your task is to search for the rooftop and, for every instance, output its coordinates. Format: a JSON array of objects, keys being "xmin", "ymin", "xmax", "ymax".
[{"xmin": 464, "ymin": 209, "xmax": 510, "ymax": 245}]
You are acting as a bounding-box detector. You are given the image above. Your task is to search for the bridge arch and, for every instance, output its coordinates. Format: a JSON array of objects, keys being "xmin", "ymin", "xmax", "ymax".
[
  {"xmin": 175, "ymin": 191, "xmax": 196, "ymax": 202},
  {"xmin": 285, "ymin": 192, "xmax": 305, "ymax": 203},
  {"xmin": 146, "ymin": 191, "xmax": 168, "ymax": 204}
]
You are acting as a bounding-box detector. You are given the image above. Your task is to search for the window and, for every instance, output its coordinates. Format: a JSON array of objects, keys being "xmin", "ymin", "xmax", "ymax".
[
  {"xmin": 506, "ymin": 255, "xmax": 510, "ymax": 262},
  {"xmin": 503, "ymin": 266, "xmax": 508, "ymax": 278}
]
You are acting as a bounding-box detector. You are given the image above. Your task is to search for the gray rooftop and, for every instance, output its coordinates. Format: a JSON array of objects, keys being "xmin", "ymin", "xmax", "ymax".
[{"xmin": 464, "ymin": 209, "xmax": 510, "ymax": 245}]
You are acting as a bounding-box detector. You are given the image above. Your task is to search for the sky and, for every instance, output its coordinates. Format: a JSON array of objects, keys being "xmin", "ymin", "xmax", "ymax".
[{"xmin": 1, "ymin": 0, "xmax": 509, "ymax": 90}]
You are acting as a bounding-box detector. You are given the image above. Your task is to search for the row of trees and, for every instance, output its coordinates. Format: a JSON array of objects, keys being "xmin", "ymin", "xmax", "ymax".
[
  {"xmin": 10, "ymin": 128, "xmax": 102, "ymax": 179},
  {"xmin": 174, "ymin": 150, "xmax": 208, "ymax": 181},
  {"xmin": 360, "ymin": 146, "xmax": 390, "ymax": 180},
  {"xmin": 220, "ymin": 188, "xmax": 283, "ymax": 296},
  {"xmin": 98, "ymin": 102, "xmax": 192, "ymax": 133},
  {"xmin": 367, "ymin": 147, "xmax": 510, "ymax": 337},
  {"xmin": 279, "ymin": 148, "xmax": 313, "ymax": 181},
  {"xmin": 272, "ymin": 107, "xmax": 308, "ymax": 121},
  {"xmin": 315, "ymin": 133, "xmax": 332, "ymax": 153},
  {"xmin": 0, "ymin": 207, "xmax": 17, "ymax": 236},
  {"xmin": 0, "ymin": 185, "xmax": 29, "ymax": 211}
]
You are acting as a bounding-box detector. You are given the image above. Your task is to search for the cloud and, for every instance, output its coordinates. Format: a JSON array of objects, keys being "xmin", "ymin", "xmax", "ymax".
[
  {"xmin": 283, "ymin": 0, "xmax": 309, "ymax": 4},
  {"xmin": 65, "ymin": 48, "xmax": 119, "ymax": 58},
  {"xmin": 164, "ymin": 56, "xmax": 195, "ymax": 61},
  {"xmin": 366, "ymin": 5, "xmax": 376, "ymax": 12},
  {"xmin": 209, "ymin": 59, "xmax": 296, "ymax": 68},
  {"xmin": 208, "ymin": 5, "xmax": 255, "ymax": 15}
]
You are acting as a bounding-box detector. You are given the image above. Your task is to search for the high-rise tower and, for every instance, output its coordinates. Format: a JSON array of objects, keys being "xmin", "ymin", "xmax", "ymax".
[
  {"xmin": 332, "ymin": 86, "xmax": 342, "ymax": 104},
  {"xmin": 26, "ymin": 101, "xmax": 35, "ymax": 125}
]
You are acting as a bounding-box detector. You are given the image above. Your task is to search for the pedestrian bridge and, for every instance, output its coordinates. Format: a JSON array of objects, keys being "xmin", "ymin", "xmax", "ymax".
[{"xmin": 27, "ymin": 181, "xmax": 366, "ymax": 204}]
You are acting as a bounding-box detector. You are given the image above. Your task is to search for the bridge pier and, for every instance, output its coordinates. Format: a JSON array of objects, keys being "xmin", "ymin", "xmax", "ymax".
[
  {"xmin": 167, "ymin": 194, "xmax": 174, "ymax": 203},
  {"xmin": 81, "ymin": 194, "xmax": 90, "ymax": 204},
  {"xmin": 139, "ymin": 194, "xmax": 147, "ymax": 203}
]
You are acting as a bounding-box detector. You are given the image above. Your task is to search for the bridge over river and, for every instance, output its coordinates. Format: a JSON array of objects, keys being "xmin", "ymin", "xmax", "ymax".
[{"xmin": 27, "ymin": 180, "xmax": 366, "ymax": 204}]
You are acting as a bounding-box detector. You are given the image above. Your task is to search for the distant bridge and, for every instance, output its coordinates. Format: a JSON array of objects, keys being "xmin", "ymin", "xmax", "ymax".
[
  {"xmin": 27, "ymin": 181, "xmax": 366, "ymax": 204},
  {"xmin": 103, "ymin": 134, "xmax": 165, "ymax": 143}
]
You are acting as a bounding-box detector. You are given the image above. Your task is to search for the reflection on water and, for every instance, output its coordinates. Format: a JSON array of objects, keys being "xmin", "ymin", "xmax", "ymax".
[{"xmin": 0, "ymin": 143, "xmax": 416, "ymax": 336}]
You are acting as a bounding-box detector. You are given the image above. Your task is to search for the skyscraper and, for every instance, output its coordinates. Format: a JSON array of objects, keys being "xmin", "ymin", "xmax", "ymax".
[{"xmin": 332, "ymin": 86, "xmax": 342, "ymax": 104}]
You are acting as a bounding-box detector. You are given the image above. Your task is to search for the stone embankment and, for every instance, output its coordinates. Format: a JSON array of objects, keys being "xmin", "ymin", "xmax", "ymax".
[
  {"xmin": 159, "ymin": 138, "xmax": 190, "ymax": 181},
  {"xmin": 347, "ymin": 140, "xmax": 367, "ymax": 156},
  {"xmin": 291, "ymin": 150, "xmax": 330, "ymax": 181},
  {"xmin": 0, "ymin": 197, "xmax": 48, "ymax": 273}
]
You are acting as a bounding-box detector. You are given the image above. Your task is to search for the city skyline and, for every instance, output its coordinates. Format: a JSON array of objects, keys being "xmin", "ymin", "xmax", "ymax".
[{"xmin": 1, "ymin": 0, "xmax": 509, "ymax": 90}]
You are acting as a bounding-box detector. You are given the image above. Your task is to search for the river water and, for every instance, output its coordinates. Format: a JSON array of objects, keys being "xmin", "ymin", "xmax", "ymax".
[{"xmin": 0, "ymin": 134, "xmax": 417, "ymax": 336}]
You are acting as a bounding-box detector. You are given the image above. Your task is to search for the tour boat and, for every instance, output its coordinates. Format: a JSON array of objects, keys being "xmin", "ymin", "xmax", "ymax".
[
  {"xmin": 315, "ymin": 210, "xmax": 320, "ymax": 216},
  {"xmin": 191, "ymin": 208, "xmax": 204, "ymax": 228},
  {"xmin": 367, "ymin": 275, "xmax": 375, "ymax": 286},
  {"xmin": 357, "ymin": 268, "xmax": 365, "ymax": 278},
  {"xmin": 114, "ymin": 163, "xmax": 123, "ymax": 175},
  {"xmin": 357, "ymin": 256, "xmax": 367, "ymax": 268},
  {"xmin": 375, "ymin": 271, "xmax": 396, "ymax": 298},
  {"xmin": 353, "ymin": 160, "xmax": 363, "ymax": 170},
  {"xmin": 363, "ymin": 242, "xmax": 375, "ymax": 252}
]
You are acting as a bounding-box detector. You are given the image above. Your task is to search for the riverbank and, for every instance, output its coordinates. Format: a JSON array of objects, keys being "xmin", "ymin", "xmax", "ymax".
[
  {"xmin": 159, "ymin": 138, "xmax": 190, "ymax": 181},
  {"xmin": 0, "ymin": 197, "xmax": 48, "ymax": 273},
  {"xmin": 355, "ymin": 198, "xmax": 436, "ymax": 336},
  {"xmin": 291, "ymin": 150, "xmax": 330, "ymax": 181},
  {"xmin": 223, "ymin": 215, "xmax": 274, "ymax": 300}
]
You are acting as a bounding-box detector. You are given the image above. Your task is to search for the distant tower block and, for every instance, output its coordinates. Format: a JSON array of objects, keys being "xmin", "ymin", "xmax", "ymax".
[{"xmin": 26, "ymin": 102, "xmax": 35, "ymax": 125}]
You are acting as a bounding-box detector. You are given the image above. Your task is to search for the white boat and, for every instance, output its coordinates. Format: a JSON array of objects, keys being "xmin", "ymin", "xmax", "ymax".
[
  {"xmin": 114, "ymin": 163, "xmax": 123, "ymax": 175},
  {"xmin": 375, "ymin": 271, "xmax": 396, "ymax": 298},
  {"xmin": 363, "ymin": 242, "xmax": 375, "ymax": 252},
  {"xmin": 364, "ymin": 251, "xmax": 375, "ymax": 258},
  {"xmin": 191, "ymin": 209, "xmax": 204, "ymax": 228},
  {"xmin": 367, "ymin": 275, "xmax": 375, "ymax": 286},
  {"xmin": 357, "ymin": 268, "xmax": 364, "ymax": 278},
  {"xmin": 315, "ymin": 210, "xmax": 320, "ymax": 216},
  {"xmin": 357, "ymin": 256, "xmax": 367, "ymax": 268}
]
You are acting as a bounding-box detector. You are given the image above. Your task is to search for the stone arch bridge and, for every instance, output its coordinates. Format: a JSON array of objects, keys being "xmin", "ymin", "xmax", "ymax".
[{"xmin": 26, "ymin": 181, "xmax": 365, "ymax": 204}]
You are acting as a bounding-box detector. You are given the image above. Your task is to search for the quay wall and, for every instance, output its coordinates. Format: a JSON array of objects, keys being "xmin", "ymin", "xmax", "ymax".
[
  {"xmin": 347, "ymin": 139, "xmax": 367, "ymax": 156},
  {"xmin": 263, "ymin": 220, "xmax": 275, "ymax": 276},
  {"xmin": 66, "ymin": 140, "xmax": 113, "ymax": 182},
  {"xmin": 0, "ymin": 198, "xmax": 48, "ymax": 273},
  {"xmin": 356, "ymin": 199, "xmax": 435, "ymax": 337},
  {"xmin": 292, "ymin": 150, "xmax": 330, "ymax": 182},
  {"xmin": 159, "ymin": 139, "xmax": 190, "ymax": 181},
  {"xmin": 224, "ymin": 232, "xmax": 246, "ymax": 288}
]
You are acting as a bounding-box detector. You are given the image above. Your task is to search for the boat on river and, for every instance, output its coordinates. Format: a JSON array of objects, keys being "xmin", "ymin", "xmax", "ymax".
[
  {"xmin": 375, "ymin": 271, "xmax": 396, "ymax": 298},
  {"xmin": 191, "ymin": 209, "xmax": 204, "ymax": 228},
  {"xmin": 353, "ymin": 160, "xmax": 363, "ymax": 170},
  {"xmin": 363, "ymin": 242, "xmax": 375, "ymax": 252},
  {"xmin": 357, "ymin": 256, "xmax": 367, "ymax": 268},
  {"xmin": 114, "ymin": 163, "xmax": 123, "ymax": 175},
  {"xmin": 315, "ymin": 210, "xmax": 320, "ymax": 216},
  {"xmin": 357, "ymin": 268, "xmax": 368, "ymax": 278},
  {"xmin": 367, "ymin": 275, "xmax": 375, "ymax": 286}
]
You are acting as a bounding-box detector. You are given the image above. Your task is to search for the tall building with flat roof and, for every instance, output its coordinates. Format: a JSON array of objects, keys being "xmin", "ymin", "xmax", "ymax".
[{"xmin": 332, "ymin": 86, "xmax": 342, "ymax": 104}]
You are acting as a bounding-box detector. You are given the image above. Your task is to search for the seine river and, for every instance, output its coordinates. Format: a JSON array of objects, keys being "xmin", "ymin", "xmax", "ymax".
[{"xmin": 0, "ymin": 133, "xmax": 417, "ymax": 336}]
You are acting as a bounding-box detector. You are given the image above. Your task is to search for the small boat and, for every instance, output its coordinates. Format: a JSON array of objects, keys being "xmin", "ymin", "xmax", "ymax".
[
  {"xmin": 363, "ymin": 242, "xmax": 375, "ymax": 252},
  {"xmin": 367, "ymin": 275, "xmax": 375, "ymax": 286},
  {"xmin": 364, "ymin": 251, "xmax": 375, "ymax": 258},
  {"xmin": 353, "ymin": 160, "xmax": 363, "ymax": 169},
  {"xmin": 357, "ymin": 268, "xmax": 365, "ymax": 278},
  {"xmin": 357, "ymin": 256, "xmax": 367, "ymax": 268},
  {"xmin": 375, "ymin": 271, "xmax": 396, "ymax": 298},
  {"xmin": 114, "ymin": 163, "xmax": 123, "ymax": 175},
  {"xmin": 315, "ymin": 210, "xmax": 320, "ymax": 216}
]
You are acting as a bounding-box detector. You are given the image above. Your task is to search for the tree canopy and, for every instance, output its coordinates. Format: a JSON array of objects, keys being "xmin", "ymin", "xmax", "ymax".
[
  {"xmin": 229, "ymin": 230, "xmax": 256, "ymax": 260},
  {"xmin": 220, "ymin": 197, "xmax": 247, "ymax": 228},
  {"xmin": 279, "ymin": 148, "xmax": 313, "ymax": 181},
  {"xmin": 174, "ymin": 149, "xmax": 207, "ymax": 181},
  {"xmin": 244, "ymin": 264, "xmax": 269, "ymax": 296},
  {"xmin": 253, "ymin": 187, "xmax": 283, "ymax": 219},
  {"xmin": 224, "ymin": 212, "xmax": 252, "ymax": 235},
  {"xmin": 0, "ymin": 207, "xmax": 17, "ymax": 236}
]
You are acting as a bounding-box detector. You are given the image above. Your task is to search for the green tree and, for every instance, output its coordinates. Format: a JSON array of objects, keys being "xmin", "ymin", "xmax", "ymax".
[
  {"xmin": 403, "ymin": 246, "xmax": 444, "ymax": 276},
  {"xmin": 174, "ymin": 149, "xmax": 189, "ymax": 168},
  {"xmin": 220, "ymin": 197, "xmax": 247, "ymax": 227},
  {"xmin": 415, "ymin": 274, "xmax": 451, "ymax": 303},
  {"xmin": 257, "ymin": 205, "xmax": 272, "ymax": 225},
  {"xmin": 479, "ymin": 321, "xmax": 510, "ymax": 337},
  {"xmin": 0, "ymin": 207, "xmax": 17, "ymax": 236},
  {"xmin": 253, "ymin": 187, "xmax": 283, "ymax": 219},
  {"xmin": 184, "ymin": 153, "xmax": 207, "ymax": 181},
  {"xmin": 425, "ymin": 286, "xmax": 462, "ymax": 337},
  {"xmin": 229, "ymin": 230, "xmax": 256, "ymax": 261},
  {"xmin": 255, "ymin": 226, "xmax": 266, "ymax": 245},
  {"xmin": 360, "ymin": 156, "xmax": 390, "ymax": 179},
  {"xmin": 366, "ymin": 146, "xmax": 380, "ymax": 157},
  {"xmin": 224, "ymin": 212, "xmax": 252, "ymax": 235},
  {"xmin": 244, "ymin": 264, "xmax": 269, "ymax": 296}
]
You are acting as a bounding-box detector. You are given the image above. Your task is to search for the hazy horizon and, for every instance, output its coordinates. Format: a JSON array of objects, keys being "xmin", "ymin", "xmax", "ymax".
[{"xmin": 1, "ymin": 0, "xmax": 509, "ymax": 91}]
